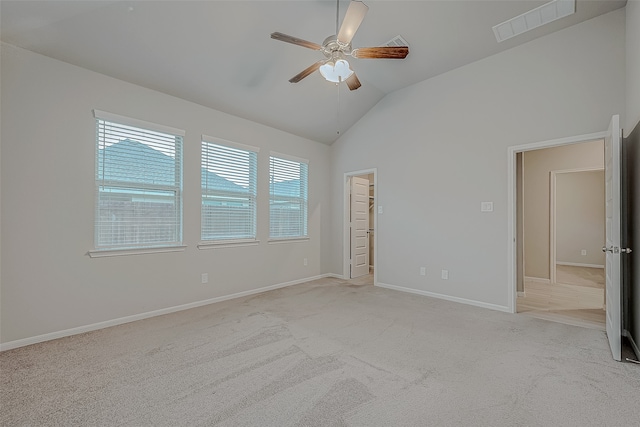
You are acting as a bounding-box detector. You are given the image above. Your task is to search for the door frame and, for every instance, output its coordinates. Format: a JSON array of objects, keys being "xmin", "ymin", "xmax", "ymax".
[
  {"xmin": 507, "ymin": 131, "xmax": 607, "ymax": 313},
  {"xmin": 549, "ymin": 167, "xmax": 605, "ymax": 285},
  {"xmin": 343, "ymin": 168, "xmax": 377, "ymax": 284}
]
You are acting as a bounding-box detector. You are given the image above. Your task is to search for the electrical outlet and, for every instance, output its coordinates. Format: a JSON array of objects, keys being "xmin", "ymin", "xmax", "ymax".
[
  {"xmin": 420, "ymin": 267, "xmax": 426, "ymax": 276},
  {"xmin": 201, "ymin": 273, "xmax": 208, "ymax": 284},
  {"xmin": 581, "ymin": 249, "xmax": 587, "ymax": 256},
  {"xmin": 480, "ymin": 202, "xmax": 494, "ymax": 212},
  {"xmin": 304, "ymin": 258, "xmax": 308, "ymax": 266},
  {"xmin": 378, "ymin": 206, "xmax": 384, "ymax": 214},
  {"xmin": 441, "ymin": 270, "xmax": 449, "ymax": 280}
]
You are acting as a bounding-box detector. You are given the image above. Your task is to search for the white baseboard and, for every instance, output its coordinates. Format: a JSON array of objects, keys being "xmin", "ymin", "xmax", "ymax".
[
  {"xmin": 623, "ymin": 329, "xmax": 640, "ymax": 360},
  {"xmin": 556, "ymin": 262, "xmax": 604, "ymax": 269},
  {"xmin": 525, "ymin": 276, "xmax": 550, "ymax": 284},
  {"xmin": 325, "ymin": 273, "xmax": 344, "ymax": 280},
  {"xmin": 0, "ymin": 273, "xmax": 333, "ymax": 352},
  {"xmin": 375, "ymin": 282, "xmax": 511, "ymax": 313}
]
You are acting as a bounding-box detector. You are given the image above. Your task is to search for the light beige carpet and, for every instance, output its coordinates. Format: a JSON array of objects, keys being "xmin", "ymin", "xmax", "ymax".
[{"xmin": 1, "ymin": 277, "xmax": 639, "ymax": 426}]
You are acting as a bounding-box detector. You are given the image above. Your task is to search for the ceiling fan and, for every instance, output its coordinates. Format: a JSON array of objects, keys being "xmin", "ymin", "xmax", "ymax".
[{"xmin": 271, "ymin": 0, "xmax": 409, "ymax": 91}]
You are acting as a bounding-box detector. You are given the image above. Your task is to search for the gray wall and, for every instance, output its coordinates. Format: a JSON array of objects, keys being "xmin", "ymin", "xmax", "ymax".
[
  {"xmin": 624, "ymin": 123, "xmax": 640, "ymax": 356},
  {"xmin": 626, "ymin": 0, "xmax": 640, "ymax": 357},
  {"xmin": 329, "ymin": 9, "xmax": 625, "ymax": 309},
  {"xmin": 0, "ymin": 43, "xmax": 332, "ymax": 344},
  {"xmin": 555, "ymin": 170, "xmax": 605, "ymax": 266},
  {"xmin": 627, "ymin": 1, "xmax": 640, "ymax": 133}
]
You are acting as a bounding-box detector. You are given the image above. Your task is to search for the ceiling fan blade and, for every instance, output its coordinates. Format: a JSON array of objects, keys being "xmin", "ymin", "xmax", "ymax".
[
  {"xmin": 345, "ymin": 73, "xmax": 361, "ymax": 91},
  {"xmin": 337, "ymin": 1, "xmax": 369, "ymax": 45},
  {"xmin": 289, "ymin": 60, "xmax": 325, "ymax": 83},
  {"xmin": 352, "ymin": 46, "xmax": 409, "ymax": 59},
  {"xmin": 271, "ymin": 32, "xmax": 322, "ymax": 50}
]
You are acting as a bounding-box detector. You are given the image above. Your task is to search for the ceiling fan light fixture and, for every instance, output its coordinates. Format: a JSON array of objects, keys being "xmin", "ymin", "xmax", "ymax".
[{"xmin": 319, "ymin": 59, "xmax": 354, "ymax": 83}]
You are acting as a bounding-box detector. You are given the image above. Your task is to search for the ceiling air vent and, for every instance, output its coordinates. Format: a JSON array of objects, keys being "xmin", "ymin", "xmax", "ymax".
[
  {"xmin": 492, "ymin": 0, "xmax": 576, "ymax": 43},
  {"xmin": 384, "ymin": 35, "xmax": 409, "ymax": 47}
]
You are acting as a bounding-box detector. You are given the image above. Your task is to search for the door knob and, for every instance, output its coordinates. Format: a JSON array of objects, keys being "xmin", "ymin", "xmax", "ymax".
[{"xmin": 602, "ymin": 246, "xmax": 631, "ymax": 254}]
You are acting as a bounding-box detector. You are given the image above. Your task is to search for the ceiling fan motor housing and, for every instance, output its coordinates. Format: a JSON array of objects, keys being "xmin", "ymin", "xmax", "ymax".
[{"xmin": 322, "ymin": 35, "xmax": 352, "ymax": 59}]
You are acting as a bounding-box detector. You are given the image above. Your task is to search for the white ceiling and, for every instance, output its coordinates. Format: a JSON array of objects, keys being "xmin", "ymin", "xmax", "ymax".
[{"xmin": 0, "ymin": 0, "xmax": 626, "ymax": 144}]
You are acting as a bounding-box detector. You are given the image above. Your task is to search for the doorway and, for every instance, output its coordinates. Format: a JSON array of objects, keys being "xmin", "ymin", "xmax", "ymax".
[
  {"xmin": 517, "ymin": 141, "xmax": 605, "ymax": 329},
  {"xmin": 510, "ymin": 116, "xmax": 628, "ymax": 361},
  {"xmin": 343, "ymin": 169, "xmax": 377, "ymax": 285},
  {"xmin": 507, "ymin": 132, "xmax": 608, "ymax": 315}
]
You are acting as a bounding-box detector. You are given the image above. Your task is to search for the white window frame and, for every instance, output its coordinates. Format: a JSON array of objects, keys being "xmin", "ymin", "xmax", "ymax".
[
  {"xmin": 199, "ymin": 135, "xmax": 260, "ymax": 249},
  {"xmin": 89, "ymin": 110, "xmax": 185, "ymax": 257},
  {"xmin": 269, "ymin": 152, "xmax": 309, "ymax": 242}
]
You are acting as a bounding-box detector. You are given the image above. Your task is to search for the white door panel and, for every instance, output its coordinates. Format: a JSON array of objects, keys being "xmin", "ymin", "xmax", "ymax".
[
  {"xmin": 604, "ymin": 114, "xmax": 621, "ymax": 361},
  {"xmin": 350, "ymin": 176, "xmax": 370, "ymax": 278}
]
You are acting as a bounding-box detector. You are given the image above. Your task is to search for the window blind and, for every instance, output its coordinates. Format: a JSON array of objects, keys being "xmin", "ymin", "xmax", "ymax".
[
  {"xmin": 201, "ymin": 138, "xmax": 258, "ymax": 241},
  {"xmin": 269, "ymin": 154, "xmax": 308, "ymax": 239},
  {"xmin": 95, "ymin": 112, "xmax": 183, "ymax": 250}
]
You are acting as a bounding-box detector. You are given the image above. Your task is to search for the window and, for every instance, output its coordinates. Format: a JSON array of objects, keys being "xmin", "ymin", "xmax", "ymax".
[
  {"xmin": 201, "ymin": 136, "xmax": 258, "ymax": 242},
  {"xmin": 269, "ymin": 153, "xmax": 308, "ymax": 239},
  {"xmin": 94, "ymin": 110, "xmax": 183, "ymax": 252}
]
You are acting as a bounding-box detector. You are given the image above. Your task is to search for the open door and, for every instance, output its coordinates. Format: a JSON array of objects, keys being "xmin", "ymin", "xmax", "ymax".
[
  {"xmin": 604, "ymin": 114, "xmax": 622, "ymax": 361},
  {"xmin": 350, "ymin": 176, "xmax": 370, "ymax": 278}
]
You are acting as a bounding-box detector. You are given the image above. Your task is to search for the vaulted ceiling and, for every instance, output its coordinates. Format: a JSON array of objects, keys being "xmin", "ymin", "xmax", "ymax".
[{"xmin": 0, "ymin": 1, "xmax": 627, "ymax": 144}]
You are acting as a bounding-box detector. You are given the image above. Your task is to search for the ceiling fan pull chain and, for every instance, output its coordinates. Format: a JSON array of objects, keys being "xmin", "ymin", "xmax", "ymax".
[{"xmin": 337, "ymin": 82, "xmax": 341, "ymax": 135}]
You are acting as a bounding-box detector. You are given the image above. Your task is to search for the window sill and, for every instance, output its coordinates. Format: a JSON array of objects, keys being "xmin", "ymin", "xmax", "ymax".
[
  {"xmin": 198, "ymin": 239, "xmax": 260, "ymax": 250},
  {"xmin": 88, "ymin": 245, "xmax": 187, "ymax": 258},
  {"xmin": 268, "ymin": 237, "xmax": 310, "ymax": 245}
]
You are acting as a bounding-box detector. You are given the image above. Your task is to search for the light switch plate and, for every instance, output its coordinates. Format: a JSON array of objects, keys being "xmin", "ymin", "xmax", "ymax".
[{"xmin": 481, "ymin": 202, "xmax": 494, "ymax": 212}]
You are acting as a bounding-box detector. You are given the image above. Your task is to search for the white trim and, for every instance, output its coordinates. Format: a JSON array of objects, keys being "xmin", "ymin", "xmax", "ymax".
[
  {"xmin": 88, "ymin": 245, "xmax": 187, "ymax": 258},
  {"xmin": 269, "ymin": 151, "xmax": 309, "ymax": 165},
  {"xmin": 556, "ymin": 261, "xmax": 605, "ymax": 268},
  {"xmin": 550, "ymin": 170, "xmax": 557, "ymax": 284},
  {"xmin": 518, "ymin": 152, "xmax": 526, "ymax": 300},
  {"xmin": 268, "ymin": 237, "xmax": 310, "ymax": 244},
  {"xmin": 508, "ymin": 132, "xmax": 607, "ymax": 153},
  {"xmin": 551, "ymin": 167, "xmax": 605, "ymax": 174},
  {"xmin": 376, "ymin": 282, "xmax": 511, "ymax": 313},
  {"xmin": 507, "ymin": 130, "xmax": 608, "ymax": 314},
  {"xmin": 343, "ymin": 169, "xmax": 377, "ymax": 286},
  {"xmin": 517, "ymin": 291, "xmax": 526, "ymax": 297},
  {"xmin": 93, "ymin": 109, "xmax": 185, "ymax": 136},
  {"xmin": 525, "ymin": 276, "xmax": 551, "ymax": 284},
  {"xmin": 198, "ymin": 239, "xmax": 260, "ymax": 249},
  {"xmin": 201, "ymin": 135, "xmax": 260, "ymax": 153},
  {"xmin": 507, "ymin": 146, "xmax": 517, "ymax": 313},
  {"xmin": 0, "ymin": 273, "xmax": 334, "ymax": 352}
]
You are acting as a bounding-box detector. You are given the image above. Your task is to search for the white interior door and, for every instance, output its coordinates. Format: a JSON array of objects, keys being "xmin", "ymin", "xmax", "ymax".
[
  {"xmin": 350, "ymin": 176, "xmax": 370, "ymax": 278},
  {"xmin": 604, "ymin": 114, "xmax": 622, "ymax": 361}
]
